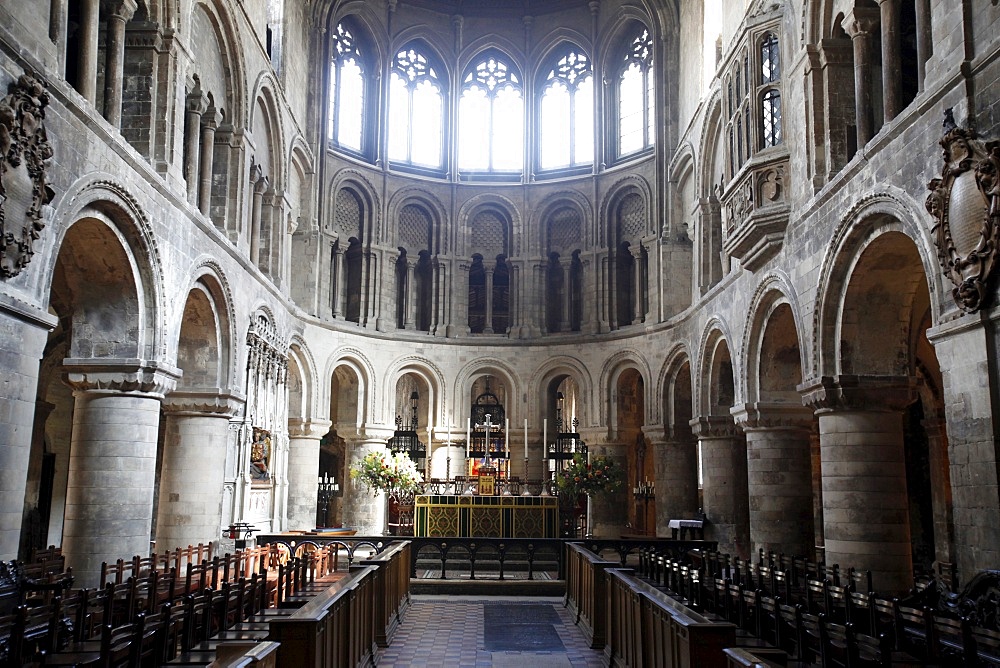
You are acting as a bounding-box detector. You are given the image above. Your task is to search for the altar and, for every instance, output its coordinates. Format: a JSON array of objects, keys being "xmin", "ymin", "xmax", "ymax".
[{"xmin": 414, "ymin": 494, "xmax": 559, "ymax": 538}]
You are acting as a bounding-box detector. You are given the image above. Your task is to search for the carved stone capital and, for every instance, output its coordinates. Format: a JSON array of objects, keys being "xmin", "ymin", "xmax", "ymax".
[
  {"xmin": 731, "ymin": 402, "xmax": 813, "ymax": 431},
  {"xmin": 185, "ymin": 87, "xmax": 208, "ymax": 115},
  {"xmin": 925, "ymin": 109, "xmax": 1000, "ymax": 313},
  {"xmin": 63, "ymin": 359, "xmax": 182, "ymax": 398},
  {"xmin": 162, "ymin": 390, "xmax": 245, "ymax": 417},
  {"xmin": 841, "ymin": 7, "xmax": 880, "ymax": 38},
  {"xmin": 287, "ymin": 418, "xmax": 333, "ymax": 439},
  {"xmin": 689, "ymin": 416, "xmax": 741, "ymax": 439},
  {"xmin": 201, "ymin": 106, "xmax": 222, "ymax": 130},
  {"xmin": 0, "ymin": 71, "xmax": 54, "ymax": 279},
  {"xmin": 798, "ymin": 375, "xmax": 918, "ymax": 413},
  {"xmin": 102, "ymin": 0, "xmax": 137, "ymax": 22}
]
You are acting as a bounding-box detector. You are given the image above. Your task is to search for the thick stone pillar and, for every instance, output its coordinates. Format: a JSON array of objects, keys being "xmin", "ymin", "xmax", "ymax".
[
  {"xmin": 102, "ymin": 0, "xmax": 137, "ymax": 128},
  {"xmin": 77, "ymin": 0, "xmax": 100, "ymax": 104},
  {"xmin": 249, "ymin": 165, "xmax": 268, "ymax": 266},
  {"xmin": 922, "ymin": 417, "xmax": 954, "ymax": 565},
  {"xmin": 691, "ymin": 417, "xmax": 750, "ymax": 559},
  {"xmin": 800, "ymin": 376, "xmax": 917, "ymax": 594},
  {"xmin": 183, "ymin": 88, "xmax": 208, "ymax": 205},
  {"xmin": 579, "ymin": 430, "xmax": 629, "ymax": 538},
  {"xmin": 0, "ymin": 301, "xmax": 57, "ymax": 560},
  {"xmin": 645, "ymin": 426, "xmax": 698, "ymax": 535},
  {"xmin": 914, "ymin": 0, "xmax": 931, "ymax": 91},
  {"xmin": 876, "ymin": 0, "xmax": 901, "ymax": 122},
  {"xmin": 842, "ymin": 9, "xmax": 880, "ymax": 148},
  {"xmin": 927, "ymin": 316, "xmax": 1000, "ymax": 579},
  {"xmin": 286, "ymin": 419, "xmax": 332, "ymax": 531},
  {"xmin": 340, "ymin": 436, "xmax": 390, "ymax": 535},
  {"xmin": 198, "ymin": 107, "xmax": 221, "ymax": 216},
  {"xmin": 62, "ymin": 361, "xmax": 179, "ymax": 587},
  {"xmin": 156, "ymin": 391, "xmax": 242, "ymax": 553},
  {"xmin": 484, "ymin": 266, "xmax": 494, "ymax": 334},
  {"xmin": 732, "ymin": 404, "xmax": 815, "ymax": 559}
]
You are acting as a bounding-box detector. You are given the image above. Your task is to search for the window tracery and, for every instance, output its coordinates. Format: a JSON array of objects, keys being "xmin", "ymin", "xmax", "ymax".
[
  {"xmin": 459, "ymin": 52, "xmax": 523, "ymax": 173},
  {"xmin": 329, "ymin": 22, "xmax": 365, "ymax": 153},
  {"xmin": 389, "ymin": 45, "xmax": 444, "ymax": 169},
  {"xmin": 617, "ymin": 28, "xmax": 655, "ymax": 157},
  {"xmin": 539, "ymin": 47, "xmax": 593, "ymax": 170}
]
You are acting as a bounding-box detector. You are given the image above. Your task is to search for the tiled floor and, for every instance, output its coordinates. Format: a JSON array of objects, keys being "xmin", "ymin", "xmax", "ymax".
[{"xmin": 375, "ymin": 595, "xmax": 606, "ymax": 668}]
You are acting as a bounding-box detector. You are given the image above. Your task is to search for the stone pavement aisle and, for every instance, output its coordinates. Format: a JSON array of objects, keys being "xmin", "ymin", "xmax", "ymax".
[{"xmin": 375, "ymin": 595, "xmax": 606, "ymax": 668}]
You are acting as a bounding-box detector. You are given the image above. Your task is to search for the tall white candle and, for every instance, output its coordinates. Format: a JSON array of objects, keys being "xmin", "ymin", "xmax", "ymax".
[
  {"xmin": 523, "ymin": 419, "xmax": 528, "ymax": 458},
  {"xmin": 466, "ymin": 418, "xmax": 471, "ymax": 457},
  {"xmin": 543, "ymin": 419, "xmax": 547, "ymax": 460},
  {"xmin": 505, "ymin": 419, "xmax": 509, "ymax": 458}
]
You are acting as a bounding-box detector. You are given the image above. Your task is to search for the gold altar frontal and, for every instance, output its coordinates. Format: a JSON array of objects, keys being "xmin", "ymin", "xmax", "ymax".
[{"xmin": 414, "ymin": 494, "xmax": 560, "ymax": 538}]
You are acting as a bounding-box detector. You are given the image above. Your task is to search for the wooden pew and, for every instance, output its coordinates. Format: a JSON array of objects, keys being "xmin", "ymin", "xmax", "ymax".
[{"xmin": 563, "ymin": 541, "xmax": 621, "ymax": 649}]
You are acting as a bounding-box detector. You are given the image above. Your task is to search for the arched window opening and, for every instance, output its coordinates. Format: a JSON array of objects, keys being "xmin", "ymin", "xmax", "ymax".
[
  {"xmin": 344, "ymin": 238, "xmax": 363, "ymax": 324},
  {"xmin": 492, "ymin": 256, "xmax": 510, "ymax": 334},
  {"xmin": 569, "ymin": 251, "xmax": 583, "ymax": 332},
  {"xmin": 468, "ymin": 255, "xmax": 486, "ymax": 333},
  {"xmin": 389, "ymin": 44, "xmax": 444, "ymax": 169},
  {"xmin": 416, "ymin": 251, "xmax": 433, "ymax": 332},
  {"xmin": 539, "ymin": 48, "xmax": 593, "ymax": 170},
  {"xmin": 546, "ymin": 253, "xmax": 564, "ymax": 334},
  {"xmin": 395, "ymin": 252, "xmax": 408, "ymax": 329},
  {"xmin": 618, "ymin": 28, "xmax": 654, "ymax": 157},
  {"xmin": 329, "ymin": 22, "xmax": 365, "ymax": 153},
  {"xmin": 459, "ymin": 52, "xmax": 523, "ymax": 173},
  {"xmin": 759, "ymin": 32, "xmax": 782, "ymax": 149},
  {"xmin": 615, "ymin": 243, "xmax": 634, "ymax": 327}
]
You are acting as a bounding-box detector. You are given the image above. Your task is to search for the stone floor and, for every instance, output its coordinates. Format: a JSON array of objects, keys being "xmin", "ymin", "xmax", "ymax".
[{"xmin": 375, "ymin": 595, "xmax": 606, "ymax": 668}]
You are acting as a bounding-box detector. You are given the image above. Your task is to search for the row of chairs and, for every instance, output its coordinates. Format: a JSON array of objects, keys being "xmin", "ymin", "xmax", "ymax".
[{"xmin": 638, "ymin": 548, "xmax": 999, "ymax": 667}]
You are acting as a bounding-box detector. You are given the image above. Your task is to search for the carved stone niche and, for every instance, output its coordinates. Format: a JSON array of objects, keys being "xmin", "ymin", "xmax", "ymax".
[
  {"xmin": 926, "ymin": 109, "xmax": 1000, "ymax": 313},
  {"xmin": 0, "ymin": 72, "xmax": 54, "ymax": 279},
  {"xmin": 722, "ymin": 156, "xmax": 791, "ymax": 271}
]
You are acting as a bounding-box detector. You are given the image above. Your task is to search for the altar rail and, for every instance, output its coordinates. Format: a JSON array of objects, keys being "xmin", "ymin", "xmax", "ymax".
[
  {"xmin": 266, "ymin": 540, "xmax": 411, "ymax": 668},
  {"xmin": 565, "ymin": 542, "xmax": 735, "ymax": 668},
  {"xmin": 408, "ymin": 536, "xmax": 565, "ymax": 580}
]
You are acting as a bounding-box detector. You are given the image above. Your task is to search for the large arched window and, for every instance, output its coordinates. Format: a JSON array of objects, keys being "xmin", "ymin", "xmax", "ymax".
[
  {"xmin": 459, "ymin": 51, "xmax": 523, "ymax": 174},
  {"xmin": 328, "ymin": 21, "xmax": 366, "ymax": 153},
  {"xmin": 539, "ymin": 47, "xmax": 593, "ymax": 171},
  {"xmin": 389, "ymin": 43, "xmax": 444, "ymax": 169},
  {"xmin": 617, "ymin": 27, "xmax": 654, "ymax": 157},
  {"xmin": 759, "ymin": 32, "xmax": 781, "ymax": 149}
]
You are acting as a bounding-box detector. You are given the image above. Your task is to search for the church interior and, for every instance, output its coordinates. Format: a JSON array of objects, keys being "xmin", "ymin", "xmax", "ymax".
[{"xmin": 1, "ymin": 0, "xmax": 1000, "ymax": 664}]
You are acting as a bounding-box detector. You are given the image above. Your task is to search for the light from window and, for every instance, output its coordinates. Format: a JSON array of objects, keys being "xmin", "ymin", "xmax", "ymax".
[
  {"xmin": 761, "ymin": 33, "xmax": 780, "ymax": 83},
  {"xmin": 703, "ymin": 0, "xmax": 722, "ymax": 86},
  {"xmin": 329, "ymin": 23, "xmax": 364, "ymax": 152},
  {"xmin": 389, "ymin": 46, "xmax": 443, "ymax": 168},
  {"xmin": 618, "ymin": 28, "xmax": 654, "ymax": 157},
  {"xmin": 459, "ymin": 55, "xmax": 523, "ymax": 172},
  {"xmin": 762, "ymin": 89, "xmax": 781, "ymax": 147},
  {"xmin": 540, "ymin": 49, "xmax": 593, "ymax": 170}
]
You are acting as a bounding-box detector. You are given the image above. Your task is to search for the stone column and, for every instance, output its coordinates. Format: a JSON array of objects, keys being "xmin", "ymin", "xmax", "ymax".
[
  {"xmin": 914, "ymin": 0, "xmax": 932, "ymax": 91},
  {"xmin": 156, "ymin": 391, "xmax": 243, "ymax": 553},
  {"xmin": 404, "ymin": 259, "xmax": 417, "ymax": 330},
  {"xmin": 331, "ymin": 243, "xmax": 345, "ymax": 318},
  {"xmin": 927, "ymin": 315, "xmax": 1000, "ymax": 578},
  {"xmin": 876, "ymin": 0, "xmax": 901, "ymax": 122},
  {"xmin": 102, "ymin": 0, "xmax": 137, "ymax": 128},
  {"xmin": 198, "ymin": 106, "xmax": 221, "ymax": 216},
  {"xmin": 922, "ymin": 416, "xmax": 954, "ymax": 565},
  {"xmin": 483, "ymin": 266, "xmax": 494, "ymax": 334},
  {"xmin": 631, "ymin": 245, "xmax": 643, "ymax": 325},
  {"xmin": 645, "ymin": 426, "xmax": 699, "ymax": 536},
  {"xmin": 608, "ymin": 252, "xmax": 618, "ymax": 330},
  {"xmin": 842, "ymin": 9, "xmax": 880, "ymax": 148},
  {"xmin": 579, "ymin": 431, "xmax": 629, "ymax": 538},
  {"xmin": 249, "ymin": 165, "xmax": 268, "ymax": 266},
  {"xmin": 62, "ymin": 361, "xmax": 180, "ymax": 587},
  {"xmin": 286, "ymin": 419, "xmax": 332, "ymax": 532},
  {"xmin": 0, "ymin": 302, "xmax": 57, "ymax": 560},
  {"xmin": 340, "ymin": 436, "xmax": 390, "ymax": 535},
  {"xmin": 77, "ymin": 0, "xmax": 100, "ymax": 104},
  {"xmin": 800, "ymin": 375, "xmax": 917, "ymax": 594},
  {"xmin": 183, "ymin": 88, "xmax": 208, "ymax": 205},
  {"xmin": 456, "ymin": 263, "xmax": 470, "ymax": 335},
  {"xmin": 691, "ymin": 417, "xmax": 750, "ymax": 559},
  {"xmin": 732, "ymin": 404, "xmax": 816, "ymax": 559}
]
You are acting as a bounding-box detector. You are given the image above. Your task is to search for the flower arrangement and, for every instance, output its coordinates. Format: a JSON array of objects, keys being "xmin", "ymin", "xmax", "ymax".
[
  {"xmin": 350, "ymin": 450, "xmax": 424, "ymax": 496},
  {"xmin": 556, "ymin": 453, "xmax": 624, "ymax": 498}
]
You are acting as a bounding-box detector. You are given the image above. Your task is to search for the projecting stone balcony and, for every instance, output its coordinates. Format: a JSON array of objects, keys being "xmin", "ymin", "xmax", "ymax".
[{"xmin": 721, "ymin": 155, "xmax": 791, "ymax": 271}]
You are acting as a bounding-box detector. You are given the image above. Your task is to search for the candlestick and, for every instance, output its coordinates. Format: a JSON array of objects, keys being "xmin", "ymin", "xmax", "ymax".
[{"xmin": 523, "ymin": 419, "xmax": 528, "ymax": 459}]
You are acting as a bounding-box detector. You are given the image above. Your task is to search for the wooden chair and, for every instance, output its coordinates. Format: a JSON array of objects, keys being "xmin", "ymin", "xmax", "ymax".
[
  {"xmin": 797, "ymin": 610, "xmax": 824, "ymax": 665},
  {"xmin": 893, "ymin": 600, "xmax": 932, "ymax": 661},
  {"xmin": 41, "ymin": 620, "xmax": 138, "ymax": 667},
  {"xmin": 971, "ymin": 624, "xmax": 1000, "ymax": 667},
  {"xmin": 930, "ymin": 612, "xmax": 975, "ymax": 665}
]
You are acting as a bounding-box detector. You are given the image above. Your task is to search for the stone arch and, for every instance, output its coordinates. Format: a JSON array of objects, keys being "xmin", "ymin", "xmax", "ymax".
[
  {"xmin": 657, "ymin": 344, "xmax": 694, "ymax": 430},
  {"xmin": 529, "ymin": 356, "xmax": 595, "ymax": 428},
  {"xmin": 812, "ymin": 189, "xmax": 944, "ymax": 378},
  {"xmin": 600, "ymin": 350, "xmax": 653, "ymax": 430},
  {"xmin": 326, "ymin": 170, "xmax": 380, "ymax": 243},
  {"xmin": 600, "ymin": 175, "xmax": 653, "ymax": 248},
  {"xmin": 741, "ymin": 272, "xmax": 806, "ymax": 404},
  {"xmin": 457, "ymin": 194, "xmax": 519, "ymax": 258},
  {"xmin": 174, "ymin": 259, "xmax": 237, "ymax": 387},
  {"xmin": 286, "ymin": 339, "xmax": 317, "ymax": 422},
  {"xmin": 386, "ymin": 189, "xmax": 447, "ymax": 254},
  {"xmin": 455, "ymin": 358, "xmax": 519, "ymax": 424},
  {"xmin": 324, "ymin": 347, "xmax": 375, "ymax": 428},
  {"xmin": 188, "ymin": 0, "xmax": 246, "ymax": 127},
  {"xmin": 694, "ymin": 320, "xmax": 739, "ymax": 418},
  {"xmin": 458, "ymin": 36, "xmax": 526, "ymax": 79},
  {"xmin": 528, "ymin": 30, "xmax": 592, "ymax": 81},
  {"xmin": 596, "ymin": 9, "xmax": 654, "ymax": 79},
  {"xmin": 669, "ymin": 144, "xmax": 697, "ymax": 238},
  {"xmin": 533, "ymin": 191, "xmax": 593, "ymax": 255},
  {"xmin": 383, "ymin": 357, "xmax": 447, "ymax": 429}
]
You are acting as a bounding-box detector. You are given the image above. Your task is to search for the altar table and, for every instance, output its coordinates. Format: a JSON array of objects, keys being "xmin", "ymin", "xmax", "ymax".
[{"xmin": 414, "ymin": 494, "xmax": 559, "ymax": 538}]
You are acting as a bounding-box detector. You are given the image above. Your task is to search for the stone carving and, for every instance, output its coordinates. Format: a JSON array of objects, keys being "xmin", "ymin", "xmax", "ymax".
[
  {"xmin": 926, "ymin": 109, "xmax": 1000, "ymax": 313},
  {"xmin": 0, "ymin": 72, "xmax": 54, "ymax": 278}
]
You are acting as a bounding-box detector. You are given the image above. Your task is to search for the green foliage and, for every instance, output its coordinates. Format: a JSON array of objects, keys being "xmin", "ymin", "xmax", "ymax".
[
  {"xmin": 350, "ymin": 450, "xmax": 423, "ymax": 495},
  {"xmin": 555, "ymin": 453, "xmax": 624, "ymax": 498}
]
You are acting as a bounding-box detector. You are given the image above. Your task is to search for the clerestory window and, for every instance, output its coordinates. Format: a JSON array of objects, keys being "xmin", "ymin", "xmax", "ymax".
[
  {"xmin": 389, "ymin": 44, "xmax": 445, "ymax": 170},
  {"xmin": 617, "ymin": 27, "xmax": 655, "ymax": 157},
  {"xmin": 539, "ymin": 47, "xmax": 594, "ymax": 171},
  {"xmin": 328, "ymin": 21, "xmax": 365, "ymax": 153},
  {"xmin": 459, "ymin": 51, "xmax": 523, "ymax": 174}
]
